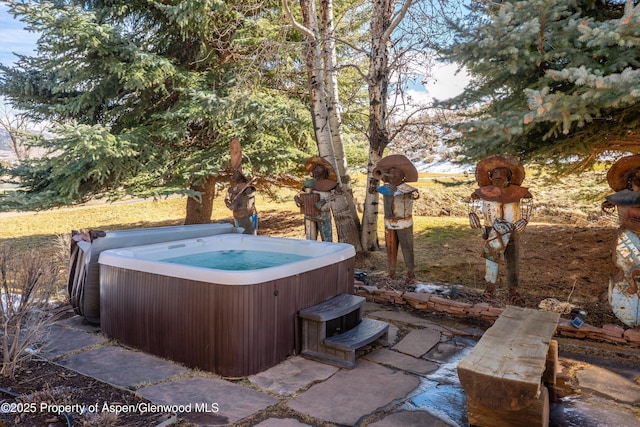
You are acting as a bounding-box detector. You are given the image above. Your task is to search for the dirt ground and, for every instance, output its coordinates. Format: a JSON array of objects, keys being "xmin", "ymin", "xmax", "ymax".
[
  {"xmin": 354, "ymin": 221, "xmax": 623, "ymax": 329},
  {"xmin": 0, "ymin": 211, "xmax": 628, "ymax": 427},
  {"xmin": 257, "ymin": 207, "xmax": 625, "ymax": 328},
  {"xmin": 261, "ymin": 205, "xmax": 623, "ymax": 330},
  {"xmin": 0, "ymin": 358, "xmax": 190, "ymax": 427}
]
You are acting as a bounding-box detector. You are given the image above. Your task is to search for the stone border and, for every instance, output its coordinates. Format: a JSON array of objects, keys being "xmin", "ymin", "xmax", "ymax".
[{"xmin": 355, "ymin": 285, "xmax": 640, "ymax": 347}]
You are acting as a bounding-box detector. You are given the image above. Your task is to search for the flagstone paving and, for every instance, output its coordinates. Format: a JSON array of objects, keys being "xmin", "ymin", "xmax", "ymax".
[{"xmin": 37, "ymin": 302, "xmax": 640, "ymax": 426}]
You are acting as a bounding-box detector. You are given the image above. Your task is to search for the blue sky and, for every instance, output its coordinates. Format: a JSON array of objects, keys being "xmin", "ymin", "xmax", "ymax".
[{"xmin": 0, "ymin": 3, "xmax": 38, "ymax": 66}]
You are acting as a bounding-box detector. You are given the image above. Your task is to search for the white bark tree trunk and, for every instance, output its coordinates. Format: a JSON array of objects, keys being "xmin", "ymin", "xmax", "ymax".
[
  {"xmin": 361, "ymin": 0, "xmax": 393, "ymax": 250},
  {"xmin": 320, "ymin": 0, "xmax": 362, "ymax": 247},
  {"xmin": 361, "ymin": 146, "xmax": 384, "ymax": 250},
  {"xmin": 285, "ymin": 0, "xmax": 362, "ymax": 251},
  {"xmin": 320, "ymin": 0, "xmax": 345, "ymax": 178},
  {"xmin": 300, "ymin": 0, "xmax": 333, "ymax": 153},
  {"xmin": 360, "ymin": 0, "xmax": 413, "ymax": 251}
]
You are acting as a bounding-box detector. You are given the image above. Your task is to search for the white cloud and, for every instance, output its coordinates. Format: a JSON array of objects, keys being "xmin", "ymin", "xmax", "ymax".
[
  {"xmin": 423, "ymin": 63, "xmax": 470, "ymax": 102},
  {"xmin": 392, "ymin": 62, "xmax": 470, "ymax": 113}
]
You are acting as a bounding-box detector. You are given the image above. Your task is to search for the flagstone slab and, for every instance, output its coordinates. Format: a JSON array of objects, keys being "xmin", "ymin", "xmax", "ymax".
[
  {"xmin": 367, "ymin": 310, "xmax": 448, "ymax": 331},
  {"xmin": 392, "ymin": 329, "xmax": 441, "ymax": 358},
  {"xmin": 559, "ymin": 395, "xmax": 640, "ymax": 426},
  {"xmin": 41, "ymin": 325, "xmax": 108, "ymax": 359},
  {"xmin": 254, "ymin": 418, "xmax": 313, "ymax": 427},
  {"xmin": 57, "ymin": 346, "xmax": 187, "ymax": 388},
  {"xmin": 248, "ymin": 356, "xmax": 338, "ymax": 396},
  {"xmin": 138, "ymin": 376, "xmax": 278, "ymax": 426},
  {"xmin": 424, "ymin": 342, "xmax": 467, "ymax": 363},
  {"xmin": 576, "ymin": 365, "xmax": 640, "ymax": 403},
  {"xmin": 363, "ymin": 348, "xmax": 438, "ymax": 375},
  {"xmin": 368, "ymin": 409, "xmax": 450, "ymax": 427},
  {"xmin": 368, "ymin": 309, "xmax": 479, "ymax": 337},
  {"xmin": 57, "ymin": 315, "xmax": 101, "ymax": 332},
  {"xmin": 287, "ymin": 360, "xmax": 419, "ymax": 426}
]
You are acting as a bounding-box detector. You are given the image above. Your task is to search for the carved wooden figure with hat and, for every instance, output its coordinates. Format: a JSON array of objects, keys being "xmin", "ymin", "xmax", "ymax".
[
  {"xmin": 294, "ymin": 156, "xmax": 342, "ymax": 242},
  {"xmin": 224, "ymin": 138, "xmax": 258, "ymax": 235},
  {"xmin": 468, "ymin": 154, "xmax": 533, "ymax": 305},
  {"xmin": 602, "ymin": 154, "xmax": 640, "ymax": 327},
  {"xmin": 371, "ymin": 154, "xmax": 420, "ymax": 282}
]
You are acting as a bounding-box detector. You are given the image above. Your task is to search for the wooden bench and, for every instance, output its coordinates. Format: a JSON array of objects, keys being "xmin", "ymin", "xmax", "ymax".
[
  {"xmin": 299, "ymin": 294, "xmax": 389, "ymax": 368},
  {"xmin": 457, "ymin": 306, "xmax": 560, "ymax": 427}
]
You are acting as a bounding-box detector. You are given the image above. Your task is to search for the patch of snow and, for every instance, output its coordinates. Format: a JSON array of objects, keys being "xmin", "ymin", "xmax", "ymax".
[
  {"xmin": 415, "ymin": 160, "xmax": 474, "ymax": 175},
  {"xmin": 414, "ymin": 283, "xmax": 445, "ymax": 293}
]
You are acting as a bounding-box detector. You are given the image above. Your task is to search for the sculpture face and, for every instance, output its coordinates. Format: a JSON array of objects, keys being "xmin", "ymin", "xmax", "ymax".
[
  {"xmin": 628, "ymin": 168, "xmax": 640, "ymax": 191},
  {"xmin": 489, "ymin": 167, "xmax": 512, "ymax": 188},
  {"xmin": 382, "ymin": 167, "xmax": 405, "ymax": 186},
  {"xmin": 232, "ymin": 170, "xmax": 247, "ymax": 184},
  {"xmin": 311, "ymin": 164, "xmax": 329, "ymax": 180}
]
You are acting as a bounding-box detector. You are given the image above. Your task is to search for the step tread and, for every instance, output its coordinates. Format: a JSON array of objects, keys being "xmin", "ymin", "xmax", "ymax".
[
  {"xmin": 298, "ymin": 293, "xmax": 365, "ymax": 322},
  {"xmin": 324, "ymin": 318, "xmax": 389, "ymax": 351}
]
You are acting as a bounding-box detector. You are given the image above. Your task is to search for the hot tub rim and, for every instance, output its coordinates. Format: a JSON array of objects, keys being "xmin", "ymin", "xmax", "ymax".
[{"xmin": 98, "ymin": 234, "xmax": 356, "ymax": 285}]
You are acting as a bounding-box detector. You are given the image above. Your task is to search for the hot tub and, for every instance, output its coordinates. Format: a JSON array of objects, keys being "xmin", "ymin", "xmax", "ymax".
[
  {"xmin": 98, "ymin": 234, "xmax": 356, "ymax": 377},
  {"xmin": 68, "ymin": 223, "xmax": 238, "ymax": 323}
]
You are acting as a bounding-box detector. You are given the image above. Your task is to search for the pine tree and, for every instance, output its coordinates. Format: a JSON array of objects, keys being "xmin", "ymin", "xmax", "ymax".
[
  {"xmin": 0, "ymin": 0, "xmax": 314, "ymax": 220},
  {"xmin": 439, "ymin": 0, "xmax": 640, "ymax": 170}
]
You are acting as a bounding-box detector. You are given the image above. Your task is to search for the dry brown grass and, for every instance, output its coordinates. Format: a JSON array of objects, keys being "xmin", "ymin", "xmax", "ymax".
[
  {"xmin": 1, "ymin": 245, "xmax": 64, "ymax": 377},
  {"xmin": 412, "ymin": 170, "xmax": 614, "ymax": 226},
  {"xmin": 0, "ymin": 169, "xmax": 613, "ymax": 241}
]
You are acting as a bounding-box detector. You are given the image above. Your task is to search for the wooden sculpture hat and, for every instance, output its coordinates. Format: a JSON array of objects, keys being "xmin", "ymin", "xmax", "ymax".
[
  {"xmin": 313, "ymin": 178, "xmax": 339, "ymax": 192},
  {"xmin": 475, "ymin": 154, "xmax": 525, "ymax": 187},
  {"xmin": 372, "ymin": 154, "xmax": 419, "ymax": 183},
  {"xmin": 305, "ymin": 156, "xmax": 337, "ymax": 182},
  {"xmin": 607, "ymin": 154, "xmax": 640, "ymax": 191}
]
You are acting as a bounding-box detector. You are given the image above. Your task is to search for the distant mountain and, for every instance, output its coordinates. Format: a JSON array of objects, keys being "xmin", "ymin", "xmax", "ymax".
[
  {"xmin": 0, "ymin": 128, "xmax": 17, "ymax": 162},
  {"xmin": 0, "ymin": 127, "xmax": 9, "ymax": 147}
]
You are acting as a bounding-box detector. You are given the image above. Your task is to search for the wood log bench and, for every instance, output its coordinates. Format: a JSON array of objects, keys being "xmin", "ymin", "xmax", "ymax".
[
  {"xmin": 299, "ymin": 293, "xmax": 389, "ymax": 368},
  {"xmin": 457, "ymin": 305, "xmax": 560, "ymax": 427}
]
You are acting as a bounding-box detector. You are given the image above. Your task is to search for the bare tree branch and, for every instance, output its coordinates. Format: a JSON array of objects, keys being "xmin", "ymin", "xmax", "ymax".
[
  {"xmin": 281, "ymin": 0, "xmax": 316, "ymax": 39},
  {"xmin": 384, "ymin": 0, "xmax": 414, "ymax": 41},
  {"xmin": 0, "ymin": 106, "xmax": 32, "ymax": 162}
]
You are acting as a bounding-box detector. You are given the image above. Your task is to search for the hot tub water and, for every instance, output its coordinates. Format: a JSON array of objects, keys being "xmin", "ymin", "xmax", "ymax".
[{"xmin": 162, "ymin": 250, "xmax": 310, "ymax": 270}]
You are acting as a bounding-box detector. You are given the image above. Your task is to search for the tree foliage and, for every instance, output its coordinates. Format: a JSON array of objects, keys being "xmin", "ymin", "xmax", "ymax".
[
  {"xmin": 439, "ymin": 0, "xmax": 640, "ymax": 170},
  {"xmin": 0, "ymin": 0, "xmax": 315, "ymax": 213}
]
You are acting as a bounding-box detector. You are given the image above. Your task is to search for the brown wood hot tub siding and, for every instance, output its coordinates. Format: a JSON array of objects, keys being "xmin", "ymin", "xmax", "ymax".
[{"xmin": 100, "ymin": 258, "xmax": 354, "ymax": 377}]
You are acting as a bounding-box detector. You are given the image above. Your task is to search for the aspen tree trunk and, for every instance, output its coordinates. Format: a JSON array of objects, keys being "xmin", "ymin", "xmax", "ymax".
[
  {"xmin": 361, "ymin": 147, "xmax": 385, "ymax": 250},
  {"xmin": 360, "ymin": 0, "xmax": 413, "ymax": 251},
  {"xmin": 361, "ymin": 0, "xmax": 394, "ymax": 250},
  {"xmin": 320, "ymin": 0, "xmax": 343, "ymax": 170},
  {"xmin": 290, "ymin": 0, "xmax": 362, "ymax": 250},
  {"xmin": 300, "ymin": 0, "xmax": 332, "ymax": 153},
  {"xmin": 320, "ymin": 0, "xmax": 362, "ymax": 249}
]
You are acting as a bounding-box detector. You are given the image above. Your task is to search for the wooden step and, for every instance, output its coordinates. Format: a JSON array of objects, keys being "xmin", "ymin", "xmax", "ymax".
[
  {"xmin": 324, "ymin": 318, "xmax": 389, "ymax": 351},
  {"xmin": 298, "ymin": 293, "xmax": 365, "ymax": 322},
  {"xmin": 299, "ymin": 294, "xmax": 389, "ymax": 369}
]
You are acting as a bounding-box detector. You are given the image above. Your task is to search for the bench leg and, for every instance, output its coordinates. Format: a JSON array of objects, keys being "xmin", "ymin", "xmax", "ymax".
[
  {"xmin": 466, "ymin": 385, "xmax": 549, "ymax": 427},
  {"xmin": 546, "ymin": 340, "xmax": 559, "ymax": 380}
]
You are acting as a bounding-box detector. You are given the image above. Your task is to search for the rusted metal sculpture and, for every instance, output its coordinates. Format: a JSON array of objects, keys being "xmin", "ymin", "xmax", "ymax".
[
  {"xmin": 372, "ymin": 154, "xmax": 420, "ymax": 282},
  {"xmin": 603, "ymin": 154, "xmax": 640, "ymax": 327},
  {"xmin": 224, "ymin": 138, "xmax": 258, "ymax": 235},
  {"xmin": 468, "ymin": 154, "xmax": 533, "ymax": 305},
  {"xmin": 294, "ymin": 156, "xmax": 341, "ymax": 241}
]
